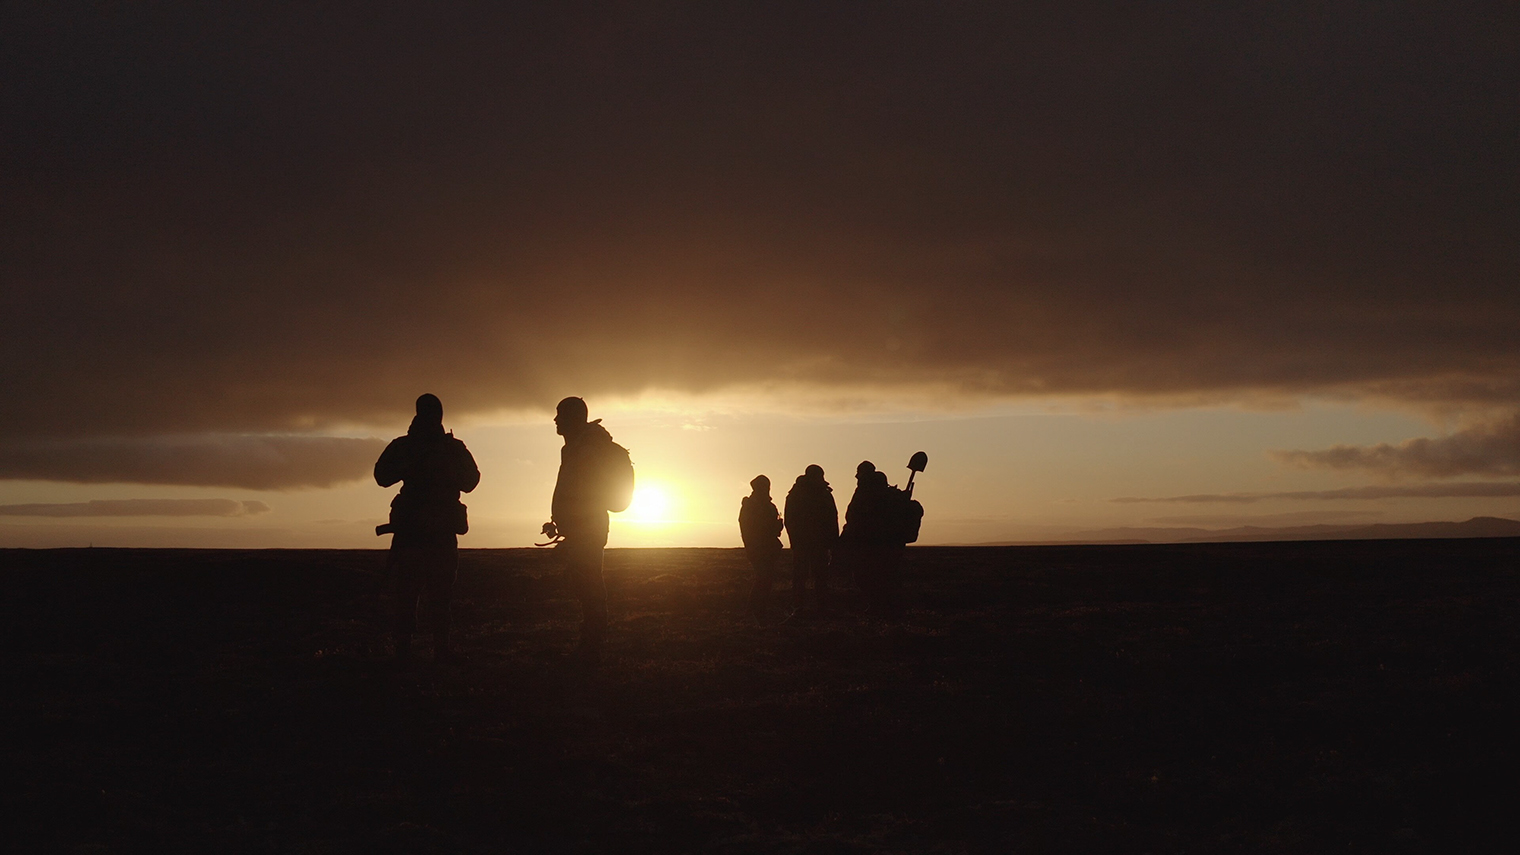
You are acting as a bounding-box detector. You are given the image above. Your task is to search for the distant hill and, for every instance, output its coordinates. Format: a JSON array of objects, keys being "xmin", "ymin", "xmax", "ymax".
[{"xmin": 972, "ymin": 516, "xmax": 1520, "ymax": 546}]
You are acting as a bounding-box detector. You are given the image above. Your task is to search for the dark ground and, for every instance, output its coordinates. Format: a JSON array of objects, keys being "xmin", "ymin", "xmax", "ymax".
[{"xmin": 3, "ymin": 540, "xmax": 1517, "ymax": 853}]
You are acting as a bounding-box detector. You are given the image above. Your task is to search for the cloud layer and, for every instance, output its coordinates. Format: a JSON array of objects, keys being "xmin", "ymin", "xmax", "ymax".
[
  {"xmin": 1115, "ymin": 482, "xmax": 1520, "ymax": 504},
  {"xmin": 1, "ymin": 4, "xmax": 1515, "ymax": 483},
  {"xmin": 1274, "ymin": 415, "xmax": 1520, "ymax": 479},
  {"xmin": 0, "ymin": 499, "xmax": 269, "ymax": 517},
  {"xmin": 0, "ymin": 436, "xmax": 384, "ymax": 489}
]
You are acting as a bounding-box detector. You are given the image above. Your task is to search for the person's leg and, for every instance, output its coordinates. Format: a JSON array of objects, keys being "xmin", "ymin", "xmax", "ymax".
[
  {"xmin": 425, "ymin": 546, "xmax": 460, "ymax": 660},
  {"xmin": 813, "ymin": 548, "xmax": 832, "ymax": 612},
  {"xmin": 791, "ymin": 548, "xmax": 808, "ymax": 609},
  {"xmin": 747, "ymin": 550, "xmax": 774, "ymax": 612},
  {"xmin": 879, "ymin": 546, "xmax": 904, "ymax": 614},
  {"xmin": 392, "ymin": 547, "xmax": 425, "ymax": 658},
  {"xmin": 561, "ymin": 537, "xmax": 608, "ymax": 655},
  {"xmin": 859, "ymin": 547, "xmax": 886, "ymax": 611}
]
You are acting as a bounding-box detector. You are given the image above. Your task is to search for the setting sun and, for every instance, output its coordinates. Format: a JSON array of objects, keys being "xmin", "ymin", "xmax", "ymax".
[{"xmin": 624, "ymin": 483, "xmax": 674, "ymax": 524}]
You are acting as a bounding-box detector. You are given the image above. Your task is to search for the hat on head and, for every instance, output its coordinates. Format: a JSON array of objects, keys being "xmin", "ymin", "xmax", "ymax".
[
  {"xmin": 415, "ymin": 393, "xmax": 443, "ymax": 421},
  {"xmin": 555, "ymin": 396, "xmax": 588, "ymax": 422}
]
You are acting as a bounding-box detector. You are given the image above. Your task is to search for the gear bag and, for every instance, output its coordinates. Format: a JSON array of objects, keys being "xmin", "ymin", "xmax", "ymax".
[
  {"xmin": 388, "ymin": 493, "xmax": 469, "ymax": 535},
  {"xmin": 901, "ymin": 497, "xmax": 924, "ymax": 544},
  {"xmin": 602, "ymin": 441, "xmax": 636, "ymax": 513}
]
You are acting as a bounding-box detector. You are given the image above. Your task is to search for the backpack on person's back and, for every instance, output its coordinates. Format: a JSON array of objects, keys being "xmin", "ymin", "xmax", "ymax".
[
  {"xmin": 599, "ymin": 440, "xmax": 635, "ymax": 513},
  {"xmin": 899, "ymin": 492, "xmax": 924, "ymax": 544}
]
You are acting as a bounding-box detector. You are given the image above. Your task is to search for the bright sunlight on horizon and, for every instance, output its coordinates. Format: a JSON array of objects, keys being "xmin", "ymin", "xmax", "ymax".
[{"xmin": 624, "ymin": 483, "xmax": 676, "ymax": 525}]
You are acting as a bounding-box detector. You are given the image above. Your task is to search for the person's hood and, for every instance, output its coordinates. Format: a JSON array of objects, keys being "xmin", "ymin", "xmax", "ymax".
[
  {"xmin": 568, "ymin": 419, "xmax": 613, "ymax": 446},
  {"xmin": 407, "ymin": 416, "xmax": 446, "ymax": 439},
  {"xmin": 792, "ymin": 473, "xmax": 831, "ymax": 493}
]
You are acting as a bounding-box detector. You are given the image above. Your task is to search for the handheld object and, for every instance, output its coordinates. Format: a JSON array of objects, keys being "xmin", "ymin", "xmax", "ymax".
[
  {"xmin": 535, "ymin": 520, "xmax": 564, "ymax": 547},
  {"xmin": 905, "ymin": 451, "xmax": 928, "ymax": 497}
]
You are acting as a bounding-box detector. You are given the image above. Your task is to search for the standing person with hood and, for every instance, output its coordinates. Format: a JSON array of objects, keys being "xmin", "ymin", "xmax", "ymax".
[
  {"xmin": 542, "ymin": 396, "xmax": 633, "ymax": 663},
  {"xmin": 840, "ymin": 461, "xmax": 905, "ymax": 614},
  {"xmin": 784, "ymin": 464, "xmax": 838, "ymax": 614},
  {"xmin": 739, "ymin": 475, "xmax": 785, "ymax": 614},
  {"xmin": 374, "ymin": 393, "xmax": 480, "ymax": 664}
]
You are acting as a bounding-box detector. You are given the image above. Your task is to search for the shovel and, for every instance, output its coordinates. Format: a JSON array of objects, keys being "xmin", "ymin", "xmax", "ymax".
[{"xmin": 905, "ymin": 451, "xmax": 928, "ymax": 497}]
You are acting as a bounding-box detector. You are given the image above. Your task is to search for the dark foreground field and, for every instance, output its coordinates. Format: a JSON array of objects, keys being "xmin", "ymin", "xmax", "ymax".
[{"xmin": 4, "ymin": 541, "xmax": 1517, "ymax": 853}]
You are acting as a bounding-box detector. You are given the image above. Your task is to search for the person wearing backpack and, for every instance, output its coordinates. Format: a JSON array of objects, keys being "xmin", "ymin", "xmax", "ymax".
[
  {"xmin": 739, "ymin": 475, "xmax": 785, "ymax": 615},
  {"xmin": 542, "ymin": 396, "xmax": 633, "ymax": 663},
  {"xmin": 840, "ymin": 462, "xmax": 906, "ymax": 615},
  {"xmin": 374, "ymin": 393, "xmax": 480, "ymax": 664}
]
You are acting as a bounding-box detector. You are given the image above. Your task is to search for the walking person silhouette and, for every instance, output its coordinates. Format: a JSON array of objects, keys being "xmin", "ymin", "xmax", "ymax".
[
  {"xmin": 374, "ymin": 393, "xmax": 480, "ymax": 664},
  {"xmin": 541, "ymin": 397, "xmax": 634, "ymax": 664}
]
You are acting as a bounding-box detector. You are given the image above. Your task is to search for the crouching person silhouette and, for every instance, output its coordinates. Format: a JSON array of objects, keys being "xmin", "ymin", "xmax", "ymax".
[
  {"xmin": 375, "ymin": 393, "xmax": 480, "ymax": 664},
  {"xmin": 543, "ymin": 397, "xmax": 634, "ymax": 664},
  {"xmin": 740, "ymin": 475, "xmax": 784, "ymax": 615}
]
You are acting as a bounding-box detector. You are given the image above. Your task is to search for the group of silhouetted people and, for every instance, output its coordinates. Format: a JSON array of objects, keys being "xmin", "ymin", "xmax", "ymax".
[
  {"xmin": 741, "ymin": 459, "xmax": 923, "ymax": 619},
  {"xmin": 374, "ymin": 393, "xmax": 922, "ymax": 667},
  {"xmin": 373, "ymin": 394, "xmax": 635, "ymax": 665},
  {"xmin": 741, "ymin": 466, "xmax": 838, "ymax": 615}
]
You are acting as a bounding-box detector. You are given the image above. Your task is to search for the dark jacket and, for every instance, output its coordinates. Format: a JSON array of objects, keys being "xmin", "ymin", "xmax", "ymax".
[
  {"xmin": 552, "ymin": 420, "xmax": 616, "ymax": 538},
  {"xmin": 840, "ymin": 471, "xmax": 904, "ymax": 546},
  {"xmin": 375, "ymin": 419, "xmax": 480, "ymax": 547},
  {"xmin": 784, "ymin": 473, "xmax": 838, "ymax": 551},
  {"xmin": 739, "ymin": 494, "xmax": 784, "ymax": 555}
]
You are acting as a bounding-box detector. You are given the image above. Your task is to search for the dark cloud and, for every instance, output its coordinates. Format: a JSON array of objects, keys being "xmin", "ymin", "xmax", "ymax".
[
  {"xmin": 0, "ymin": 436, "xmax": 384, "ymax": 489},
  {"xmin": 1, "ymin": 3, "xmax": 1515, "ymax": 446},
  {"xmin": 0, "ymin": 499, "xmax": 269, "ymax": 517},
  {"xmin": 1115, "ymin": 481, "xmax": 1520, "ymax": 504},
  {"xmin": 1145, "ymin": 511, "xmax": 1382, "ymax": 527},
  {"xmin": 1273, "ymin": 414, "xmax": 1520, "ymax": 478}
]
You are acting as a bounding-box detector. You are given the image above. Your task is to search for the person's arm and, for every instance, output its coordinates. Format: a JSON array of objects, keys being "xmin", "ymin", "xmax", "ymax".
[
  {"xmin": 374, "ymin": 438, "xmax": 406, "ymax": 487},
  {"xmin": 550, "ymin": 447, "xmax": 567, "ymax": 526},
  {"xmin": 453, "ymin": 439, "xmax": 481, "ymax": 493}
]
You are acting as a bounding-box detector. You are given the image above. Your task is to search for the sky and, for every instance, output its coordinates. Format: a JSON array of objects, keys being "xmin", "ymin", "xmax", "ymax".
[{"xmin": 2, "ymin": 3, "xmax": 1516, "ymax": 547}]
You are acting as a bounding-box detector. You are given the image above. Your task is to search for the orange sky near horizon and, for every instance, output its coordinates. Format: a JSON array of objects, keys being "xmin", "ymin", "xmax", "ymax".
[{"xmin": 5, "ymin": 397, "xmax": 1520, "ymax": 549}]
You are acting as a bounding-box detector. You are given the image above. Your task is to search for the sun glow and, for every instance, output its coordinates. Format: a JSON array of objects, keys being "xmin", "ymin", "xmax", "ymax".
[{"xmin": 624, "ymin": 483, "xmax": 675, "ymax": 524}]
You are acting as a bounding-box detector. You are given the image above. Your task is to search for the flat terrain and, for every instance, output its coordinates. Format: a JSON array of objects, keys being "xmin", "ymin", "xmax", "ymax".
[{"xmin": 4, "ymin": 541, "xmax": 1517, "ymax": 853}]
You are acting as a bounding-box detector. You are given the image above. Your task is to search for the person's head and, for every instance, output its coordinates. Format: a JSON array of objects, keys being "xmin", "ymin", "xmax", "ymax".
[
  {"xmin": 415, "ymin": 393, "xmax": 443, "ymax": 424},
  {"xmin": 804, "ymin": 464, "xmax": 825, "ymax": 480},
  {"xmin": 554, "ymin": 396, "xmax": 588, "ymax": 436},
  {"xmin": 750, "ymin": 474, "xmax": 771, "ymax": 497},
  {"xmin": 871, "ymin": 470, "xmax": 889, "ymax": 489},
  {"xmin": 855, "ymin": 460, "xmax": 876, "ymax": 480}
]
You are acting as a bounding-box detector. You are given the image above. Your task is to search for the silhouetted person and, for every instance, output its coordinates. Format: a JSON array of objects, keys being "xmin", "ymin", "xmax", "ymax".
[
  {"xmin": 740, "ymin": 474, "xmax": 784, "ymax": 614},
  {"xmin": 784, "ymin": 464, "xmax": 838, "ymax": 613},
  {"xmin": 542, "ymin": 397, "xmax": 633, "ymax": 663},
  {"xmin": 840, "ymin": 461, "xmax": 906, "ymax": 614},
  {"xmin": 375, "ymin": 393, "xmax": 480, "ymax": 663}
]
